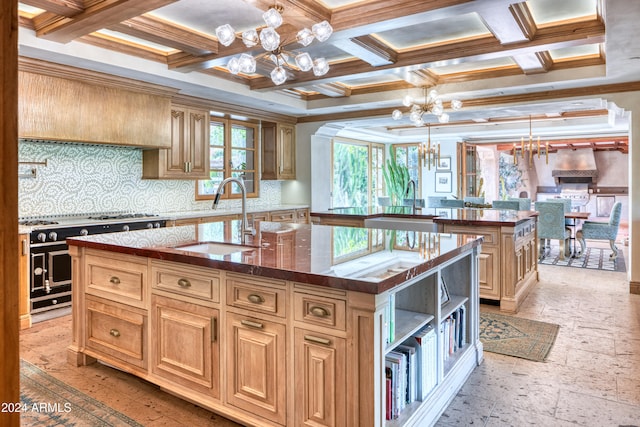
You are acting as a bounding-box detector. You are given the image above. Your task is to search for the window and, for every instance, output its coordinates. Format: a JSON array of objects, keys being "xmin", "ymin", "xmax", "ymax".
[
  {"xmin": 196, "ymin": 118, "xmax": 259, "ymax": 199},
  {"xmin": 393, "ymin": 144, "xmax": 421, "ymax": 195},
  {"xmin": 331, "ymin": 139, "xmax": 384, "ymax": 208}
]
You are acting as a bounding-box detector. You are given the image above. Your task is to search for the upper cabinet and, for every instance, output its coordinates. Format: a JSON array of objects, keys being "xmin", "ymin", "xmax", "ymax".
[
  {"xmin": 262, "ymin": 122, "xmax": 295, "ymax": 180},
  {"xmin": 143, "ymin": 104, "xmax": 210, "ymax": 179},
  {"xmin": 18, "ymin": 70, "xmax": 171, "ymax": 148}
]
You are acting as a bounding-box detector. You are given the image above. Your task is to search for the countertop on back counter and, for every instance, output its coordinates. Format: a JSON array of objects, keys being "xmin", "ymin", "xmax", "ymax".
[
  {"xmin": 67, "ymin": 220, "xmax": 483, "ymax": 295},
  {"xmin": 157, "ymin": 204, "xmax": 309, "ymax": 220},
  {"xmin": 311, "ymin": 206, "xmax": 537, "ymax": 226}
]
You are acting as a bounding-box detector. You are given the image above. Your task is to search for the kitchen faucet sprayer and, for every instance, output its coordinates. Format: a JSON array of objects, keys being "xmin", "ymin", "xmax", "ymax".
[{"xmin": 212, "ymin": 177, "xmax": 255, "ymax": 244}]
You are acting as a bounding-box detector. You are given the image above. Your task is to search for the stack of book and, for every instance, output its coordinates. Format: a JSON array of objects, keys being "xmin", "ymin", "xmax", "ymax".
[
  {"xmin": 440, "ymin": 305, "xmax": 466, "ymax": 362},
  {"xmin": 385, "ymin": 324, "xmax": 437, "ymax": 420}
]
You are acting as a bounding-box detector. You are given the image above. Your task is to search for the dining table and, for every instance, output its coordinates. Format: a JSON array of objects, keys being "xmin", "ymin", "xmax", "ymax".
[{"xmin": 566, "ymin": 211, "xmax": 591, "ymax": 256}]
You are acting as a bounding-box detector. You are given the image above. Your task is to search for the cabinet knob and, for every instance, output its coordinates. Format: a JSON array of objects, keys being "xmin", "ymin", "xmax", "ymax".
[
  {"xmin": 109, "ymin": 329, "xmax": 121, "ymax": 338},
  {"xmin": 309, "ymin": 306, "xmax": 329, "ymax": 318},
  {"xmin": 109, "ymin": 276, "xmax": 120, "ymax": 285},
  {"xmin": 247, "ymin": 294, "xmax": 264, "ymax": 304},
  {"xmin": 177, "ymin": 278, "xmax": 191, "ymax": 288}
]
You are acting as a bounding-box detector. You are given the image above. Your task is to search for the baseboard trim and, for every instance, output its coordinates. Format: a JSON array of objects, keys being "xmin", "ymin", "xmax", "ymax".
[{"xmin": 630, "ymin": 281, "xmax": 640, "ymax": 295}]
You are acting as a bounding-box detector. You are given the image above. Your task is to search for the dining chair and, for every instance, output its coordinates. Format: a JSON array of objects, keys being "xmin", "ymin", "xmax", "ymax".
[
  {"xmin": 507, "ymin": 197, "xmax": 532, "ymax": 211},
  {"xmin": 492, "ymin": 200, "xmax": 521, "ymax": 210},
  {"xmin": 440, "ymin": 199, "xmax": 465, "ymax": 208},
  {"xmin": 463, "ymin": 196, "xmax": 485, "ymax": 205},
  {"xmin": 576, "ymin": 202, "xmax": 622, "ymax": 259},
  {"xmin": 536, "ymin": 201, "xmax": 572, "ymax": 260}
]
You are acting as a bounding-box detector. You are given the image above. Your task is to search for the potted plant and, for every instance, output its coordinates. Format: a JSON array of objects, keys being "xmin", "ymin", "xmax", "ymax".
[{"xmin": 382, "ymin": 149, "xmax": 411, "ymax": 207}]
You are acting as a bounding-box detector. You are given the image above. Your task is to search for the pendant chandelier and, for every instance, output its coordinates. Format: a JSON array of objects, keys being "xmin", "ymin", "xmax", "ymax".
[
  {"xmin": 512, "ymin": 115, "xmax": 549, "ymax": 165},
  {"xmin": 216, "ymin": 5, "xmax": 333, "ymax": 85},
  {"xmin": 391, "ymin": 87, "xmax": 462, "ymax": 126}
]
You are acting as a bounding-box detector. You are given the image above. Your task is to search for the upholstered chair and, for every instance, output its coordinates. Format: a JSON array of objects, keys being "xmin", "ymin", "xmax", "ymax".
[
  {"xmin": 427, "ymin": 197, "xmax": 445, "ymax": 208},
  {"xmin": 463, "ymin": 196, "xmax": 485, "ymax": 205},
  {"xmin": 536, "ymin": 201, "xmax": 572, "ymax": 260},
  {"xmin": 440, "ymin": 199, "xmax": 465, "ymax": 208},
  {"xmin": 508, "ymin": 197, "xmax": 532, "ymax": 211},
  {"xmin": 492, "ymin": 200, "xmax": 521, "ymax": 210},
  {"xmin": 576, "ymin": 202, "xmax": 622, "ymax": 259}
]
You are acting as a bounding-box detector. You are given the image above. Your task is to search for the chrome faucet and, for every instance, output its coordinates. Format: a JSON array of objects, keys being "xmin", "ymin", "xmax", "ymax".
[
  {"xmin": 212, "ymin": 177, "xmax": 255, "ymax": 244},
  {"xmin": 405, "ymin": 179, "xmax": 418, "ymax": 215}
]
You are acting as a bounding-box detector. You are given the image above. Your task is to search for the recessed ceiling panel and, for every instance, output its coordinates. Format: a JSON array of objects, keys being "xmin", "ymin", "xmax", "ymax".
[
  {"xmin": 96, "ymin": 29, "xmax": 177, "ymax": 53},
  {"xmin": 549, "ymin": 44, "xmax": 601, "ymax": 60},
  {"xmin": 527, "ymin": 0, "xmax": 597, "ymax": 25},
  {"xmin": 342, "ymin": 75, "xmax": 405, "ymax": 88},
  {"xmin": 149, "ymin": 0, "xmax": 264, "ymax": 36},
  {"xmin": 18, "ymin": 3, "xmax": 44, "ymax": 15},
  {"xmin": 430, "ymin": 57, "xmax": 517, "ymax": 75},
  {"xmin": 373, "ymin": 13, "xmax": 490, "ymax": 50}
]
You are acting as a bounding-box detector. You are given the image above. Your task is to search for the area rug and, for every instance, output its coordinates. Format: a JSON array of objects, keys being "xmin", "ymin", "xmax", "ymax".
[
  {"xmin": 479, "ymin": 312, "xmax": 560, "ymax": 362},
  {"xmin": 539, "ymin": 246, "xmax": 626, "ymax": 272},
  {"xmin": 20, "ymin": 359, "xmax": 143, "ymax": 426}
]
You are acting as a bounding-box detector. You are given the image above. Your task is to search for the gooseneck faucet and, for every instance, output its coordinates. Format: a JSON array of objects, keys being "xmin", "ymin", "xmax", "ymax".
[
  {"xmin": 212, "ymin": 177, "xmax": 255, "ymax": 244},
  {"xmin": 405, "ymin": 179, "xmax": 418, "ymax": 215}
]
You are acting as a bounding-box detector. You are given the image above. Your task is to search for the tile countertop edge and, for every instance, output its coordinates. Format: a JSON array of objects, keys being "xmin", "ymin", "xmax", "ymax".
[{"xmin": 67, "ymin": 231, "xmax": 484, "ymax": 295}]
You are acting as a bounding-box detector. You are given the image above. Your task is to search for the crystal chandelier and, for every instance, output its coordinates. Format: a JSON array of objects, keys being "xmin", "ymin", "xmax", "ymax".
[
  {"xmin": 391, "ymin": 87, "xmax": 462, "ymax": 126},
  {"xmin": 216, "ymin": 5, "xmax": 333, "ymax": 85}
]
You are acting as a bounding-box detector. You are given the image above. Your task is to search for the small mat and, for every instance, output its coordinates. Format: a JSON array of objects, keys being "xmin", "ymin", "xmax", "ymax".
[
  {"xmin": 20, "ymin": 359, "xmax": 143, "ymax": 426},
  {"xmin": 539, "ymin": 246, "xmax": 626, "ymax": 272},
  {"xmin": 479, "ymin": 312, "xmax": 559, "ymax": 362}
]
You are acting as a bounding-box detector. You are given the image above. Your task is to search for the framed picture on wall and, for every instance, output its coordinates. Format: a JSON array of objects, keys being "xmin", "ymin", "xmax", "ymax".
[
  {"xmin": 437, "ymin": 156, "xmax": 451, "ymax": 170},
  {"xmin": 435, "ymin": 172, "xmax": 452, "ymax": 193}
]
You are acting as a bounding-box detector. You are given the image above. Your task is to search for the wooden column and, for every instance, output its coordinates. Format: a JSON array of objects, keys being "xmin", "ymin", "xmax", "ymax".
[{"xmin": 1, "ymin": 0, "xmax": 20, "ymax": 425}]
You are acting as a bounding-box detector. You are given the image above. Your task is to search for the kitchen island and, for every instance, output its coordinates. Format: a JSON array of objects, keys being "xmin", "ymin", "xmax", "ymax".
[
  {"xmin": 67, "ymin": 220, "xmax": 483, "ymax": 427},
  {"xmin": 312, "ymin": 208, "xmax": 538, "ymax": 313}
]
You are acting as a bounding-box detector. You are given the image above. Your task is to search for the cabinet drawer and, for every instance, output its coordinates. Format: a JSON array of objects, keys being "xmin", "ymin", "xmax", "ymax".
[
  {"xmin": 85, "ymin": 250, "xmax": 147, "ymax": 307},
  {"xmin": 269, "ymin": 209, "xmax": 296, "ymax": 223},
  {"xmin": 294, "ymin": 292, "xmax": 346, "ymax": 331},
  {"xmin": 151, "ymin": 261, "xmax": 220, "ymax": 302},
  {"xmin": 86, "ymin": 297, "xmax": 146, "ymax": 369},
  {"xmin": 296, "ymin": 209, "xmax": 309, "ymax": 224},
  {"xmin": 445, "ymin": 225, "xmax": 499, "ymax": 246},
  {"xmin": 226, "ymin": 274, "xmax": 286, "ymax": 317}
]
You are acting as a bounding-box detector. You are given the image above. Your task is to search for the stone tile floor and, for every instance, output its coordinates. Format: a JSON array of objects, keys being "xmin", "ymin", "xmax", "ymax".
[{"xmin": 20, "ymin": 246, "xmax": 640, "ymax": 426}]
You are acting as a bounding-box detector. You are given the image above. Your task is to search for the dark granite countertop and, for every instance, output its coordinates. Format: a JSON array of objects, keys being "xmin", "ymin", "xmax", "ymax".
[
  {"xmin": 67, "ymin": 220, "xmax": 483, "ymax": 294},
  {"xmin": 311, "ymin": 207, "xmax": 537, "ymax": 226}
]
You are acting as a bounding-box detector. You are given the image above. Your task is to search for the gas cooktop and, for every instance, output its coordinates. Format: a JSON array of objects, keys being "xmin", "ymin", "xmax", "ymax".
[{"xmin": 19, "ymin": 212, "xmax": 163, "ymax": 228}]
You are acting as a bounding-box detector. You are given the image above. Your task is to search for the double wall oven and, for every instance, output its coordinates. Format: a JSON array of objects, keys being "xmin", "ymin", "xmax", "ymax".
[{"xmin": 21, "ymin": 213, "xmax": 166, "ymax": 315}]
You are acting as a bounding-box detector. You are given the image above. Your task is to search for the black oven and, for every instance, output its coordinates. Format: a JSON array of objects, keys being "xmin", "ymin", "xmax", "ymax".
[{"xmin": 26, "ymin": 217, "xmax": 166, "ymax": 314}]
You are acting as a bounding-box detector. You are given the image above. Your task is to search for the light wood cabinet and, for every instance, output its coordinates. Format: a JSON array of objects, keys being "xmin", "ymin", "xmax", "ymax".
[
  {"xmin": 225, "ymin": 310, "xmax": 287, "ymax": 425},
  {"xmin": 151, "ymin": 294, "xmax": 220, "ymax": 398},
  {"xmin": 18, "ymin": 233, "xmax": 31, "ymax": 329},
  {"xmin": 143, "ymin": 104, "xmax": 210, "ymax": 179},
  {"xmin": 262, "ymin": 122, "xmax": 296, "ymax": 180}
]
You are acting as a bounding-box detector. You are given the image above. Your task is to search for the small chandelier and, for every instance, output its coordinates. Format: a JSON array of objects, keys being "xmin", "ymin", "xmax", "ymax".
[
  {"xmin": 216, "ymin": 5, "xmax": 333, "ymax": 85},
  {"xmin": 512, "ymin": 115, "xmax": 549, "ymax": 166},
  {"xmin": 419, "ymin": 124, "xmax": 440, "ymax": 170},
  {"xmin": 391, "ymin": 87, "xmax": 462, "ymax": 126}
]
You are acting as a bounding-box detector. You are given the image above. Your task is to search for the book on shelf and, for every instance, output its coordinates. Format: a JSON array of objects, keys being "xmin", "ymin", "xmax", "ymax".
[
  {"xmin": 440, "ymin": 304, "xmax": 467, "ymax": 360},
  {"xmin": 385, "ymin": 351, "xmax": 406, "ymax": 419},
  {"xmin": 411, "ymin": 323, "xmax": 437, "ymax": 400},
  {"xmin": 396, "ymin": 344, "xmax": 417, "ymax": 404}
]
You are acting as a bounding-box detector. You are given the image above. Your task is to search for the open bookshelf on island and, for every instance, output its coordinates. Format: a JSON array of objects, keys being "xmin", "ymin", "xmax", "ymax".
[{"xmin": 379, "ymin": 247, "xmax": 481, "ymax": 426}]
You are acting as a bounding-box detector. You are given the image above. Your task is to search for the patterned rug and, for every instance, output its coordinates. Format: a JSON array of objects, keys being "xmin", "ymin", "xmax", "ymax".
[
  {"xmin": 538, "ymin": 245, "xmax": 626, "ymax": 272},
  {"xmin": 479, "ymin": 312, "xmax": 560, "ymax": 362},
  {"xmin": 20, "ymin": 359, "xmax": 143, "ymax": 426}
]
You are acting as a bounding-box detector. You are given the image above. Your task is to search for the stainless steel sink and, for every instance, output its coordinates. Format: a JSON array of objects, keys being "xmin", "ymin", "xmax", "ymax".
[{"xmin": 174, "ymin": 242, "xmax": 255, "ymax": 255}]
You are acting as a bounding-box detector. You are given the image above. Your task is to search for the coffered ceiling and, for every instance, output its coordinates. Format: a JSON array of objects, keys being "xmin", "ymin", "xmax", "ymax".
[{"xmin": 16, "ymin": 0, "xmax": 640, "ymax": 146}]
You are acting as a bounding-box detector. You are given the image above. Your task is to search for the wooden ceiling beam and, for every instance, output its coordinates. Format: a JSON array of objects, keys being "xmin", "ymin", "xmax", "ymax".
[
  {"xmin": 110, "ymin": 15, "xmax": 218, "ymax": 56},
  {"xmin": 311, "ymin": 82, "xmax": 352, "ymax": 97},
  {"xmin": 21, "ymin": 0, "xmax": 84, "ymax": 18},
  {"xmin": 508, "ymin": 2, "xmax": 537, "ymax": 40},
  {"xmin": 33, "ymin": 0, "xmax": 179, "ymax": 43},
  {"xmin": 402, "ymin": 69, "xmax": 440, "ymax": 87},
  {"xmin": 332, "ymin": 35, "xmax": 397, "ymax": 66}
]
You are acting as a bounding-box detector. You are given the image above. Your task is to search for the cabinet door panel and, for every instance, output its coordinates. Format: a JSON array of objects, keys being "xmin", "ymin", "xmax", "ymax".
[
  {"xmin": 226, "ymin": 312, "xmax": 286, "ymax": 424},
  {"xmin": 151, "ymin": 295, "xmax": 219, "ymax": 397},
  {"xmin": 294, "ymin": 328, "xmax": 346, "ymax": 427},
  {"xmin": 188, "ymin": 109, "xmax": 209, "ymax": 175},
  {"xmin": 167, "ymin": 107, "xmax": 187, "ymax": 173},
  {"xmin": 478, "ymin": 246, "xmax": 500, "ymax": 300}
]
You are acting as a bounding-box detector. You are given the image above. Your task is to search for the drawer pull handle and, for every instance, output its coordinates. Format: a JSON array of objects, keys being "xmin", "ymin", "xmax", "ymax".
[
  {"xmin": 109, "ymin": 329, "xmax": 121, "ymax": 338},
  {"xmin": 241, "ymin": 319, "xmax": 264, "ymax": 329},
  {"xmin": 309, "ymin": 306, "xmax": 329, "ymax": 317},
  {"xmin": 109, "ymin": 276, "xmax": 121, "ymax": 285},
  {"xmin": 177, "ymin": 278, "xmax": 191, "ymax": 288},
  {"xmin": 304, "ymin": 335, "xmax": 331, "ymax": 346},
  {"xmin": 247, "ymin": 294, "xmax": 264, "ymax": 304}
]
